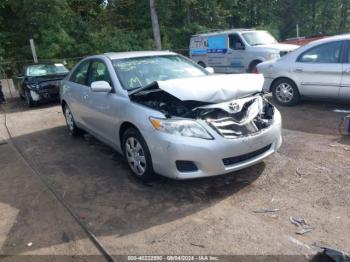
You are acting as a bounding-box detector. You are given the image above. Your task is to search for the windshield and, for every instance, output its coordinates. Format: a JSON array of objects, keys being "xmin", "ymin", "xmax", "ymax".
[
  {"xmin": 112, "ymin": 55, "xmax": 208, "ymax": 91},
  {"xmin": 26, "ymin": 64, "xmax": 69, "ymax": 77},
  {"xmin": 242, "ymin": 31, "xmax": 277, "ymax": 46}
]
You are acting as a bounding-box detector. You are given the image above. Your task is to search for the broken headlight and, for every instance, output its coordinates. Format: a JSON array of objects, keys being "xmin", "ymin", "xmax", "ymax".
[
  {"xmin": 28, "ymin": 83, "xmax": 40, "ymax": 90},
  {"xmin": 149, "ymin": 117, "xmax": 213, "ymax": 140}
]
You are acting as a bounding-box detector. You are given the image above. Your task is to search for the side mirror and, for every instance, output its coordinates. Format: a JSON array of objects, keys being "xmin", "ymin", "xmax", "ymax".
[
  {"xmin": 205, "ymin": 67, "xmax": 215, "ymax": 74},
  {"xmin": 90, "ymin": 81, "xmax": 112, "ymax": 93}
]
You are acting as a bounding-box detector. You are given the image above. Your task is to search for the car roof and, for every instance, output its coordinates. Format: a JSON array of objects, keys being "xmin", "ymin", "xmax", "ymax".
[
  {"xmin": 103, "ymin": 50, "xmax": 177, "ymax": 60},
  {"xmin": 307, "ymin": 34, "xmax": 350, "ymax": 46},
  {"xmin": 25, "ymin": 62, "xmax": 64, "ymax": 67},
  {"xmin": 192, "ymin": 29, "xmax": 262, "ymax": 37}
]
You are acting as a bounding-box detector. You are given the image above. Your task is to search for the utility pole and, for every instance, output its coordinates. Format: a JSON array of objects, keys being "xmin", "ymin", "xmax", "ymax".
[
  {"xmin": 149, "ymin": 0, "xmax": 162, "ymax": 50},
  {"xmin": 29, "ymin": 39, "xmax": 38, "ymax": 63},
  {"xmin": 296, "ymin": 24, "xmax": 299, "ymax": 38}
]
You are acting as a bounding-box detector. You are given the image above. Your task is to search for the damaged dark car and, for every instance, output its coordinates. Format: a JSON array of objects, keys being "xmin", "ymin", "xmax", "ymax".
[
  {"xmin": 60, "ymin": 51, "xmax": 282, "ymax": 181},
  {"xmin": 14, "ymin": 63, "xmax": 69, "ymax": 106}
]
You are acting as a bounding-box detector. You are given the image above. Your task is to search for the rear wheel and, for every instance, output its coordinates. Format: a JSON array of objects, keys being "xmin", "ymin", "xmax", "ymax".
[
  {"xmin": 272, "ymin": 78, "xmax": 300, "ymax": 106},
  {"xmin": 122, "ymin": 128, "xmax": 154, "ymax": 181},
  {"xmin": 64, "ymin": 104, "xmax": 82, "ymax": 136}
]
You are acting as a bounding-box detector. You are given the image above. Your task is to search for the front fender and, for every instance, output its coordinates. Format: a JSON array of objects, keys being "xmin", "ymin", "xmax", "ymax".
[{"xmin": 250, "ymin": 56, "xmax": 266, "ymax": 63}]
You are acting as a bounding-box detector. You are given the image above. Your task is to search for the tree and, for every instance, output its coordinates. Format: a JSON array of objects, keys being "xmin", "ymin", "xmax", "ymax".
[
  {"xmin": 0, "ymin": 0, "xmax": 350, "ymax": 67},
  {"xmin": 149, "ymin": 0, "xmax": 162, "ymax": 50}
]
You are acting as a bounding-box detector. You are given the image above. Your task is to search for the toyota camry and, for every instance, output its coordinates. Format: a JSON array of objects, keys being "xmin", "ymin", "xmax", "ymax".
[{"xmin": 60, "ymin": 51, "xmax": 282, "ymax": 180}]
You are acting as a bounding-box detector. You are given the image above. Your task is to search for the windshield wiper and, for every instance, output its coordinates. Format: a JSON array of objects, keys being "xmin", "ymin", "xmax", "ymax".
[
  {"xmin": 128, "ymin": 81, "xmax": 157, "ymax": 95},
  {"xmin": 128, "ymin": 86, "xmax": 143, "ymax": 91}
]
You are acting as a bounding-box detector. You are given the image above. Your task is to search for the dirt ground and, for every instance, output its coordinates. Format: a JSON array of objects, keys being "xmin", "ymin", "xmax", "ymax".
[{"xmin": 0, "ymin": 97, "xmax": 349, "ymax": 260}]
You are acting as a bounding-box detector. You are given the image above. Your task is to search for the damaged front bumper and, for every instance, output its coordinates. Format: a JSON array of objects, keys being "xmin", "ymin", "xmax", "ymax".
[
  {"xmin": 144, "ymin": 109, "xmax": 282, "ymax": 179},
  {"xmin": 28, "ymin": 87, "xmax": 60, "ymax": 102}
]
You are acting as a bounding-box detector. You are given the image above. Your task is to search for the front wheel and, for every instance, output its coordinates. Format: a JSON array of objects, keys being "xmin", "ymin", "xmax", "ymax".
[
  {"xmin": 64, "ymin": 104, "xmax": 82, "ymax": 136},
  {"xmin": 248, "ymin": 61, "xmax": 261, "ymax": 73},
  {"xmin": 25, "ymin": 90, "xmax": 36, "ymax": 107},
  {"xmin": 198, "ymin": 61, "xmax": 206, "ymax": 68},
  {"xmin": 122, "ymin": 128, "xmax": 154, "ymax": 181},
  {"xmin": 272, "ymin": 78, "xmax": 300, "ymax": 106}
]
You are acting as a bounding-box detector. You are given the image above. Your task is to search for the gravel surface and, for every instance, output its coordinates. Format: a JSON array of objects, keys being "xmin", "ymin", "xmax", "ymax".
[{"xmin": 0, "ymin": 98, "xmax": 349, "ymax": 259}]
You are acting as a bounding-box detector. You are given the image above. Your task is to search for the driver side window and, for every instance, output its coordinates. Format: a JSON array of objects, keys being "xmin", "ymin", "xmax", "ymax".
[
  {"xmin": 70, "ymin": 60, "xmax": 90, "ymax": 85},
  {"xmin": 229, "ymin": 34, "xmax": 244, "ymax": 50},
  {"xmin": 88, "ymin": 60, "xmax": 112, "ymax": 86}
]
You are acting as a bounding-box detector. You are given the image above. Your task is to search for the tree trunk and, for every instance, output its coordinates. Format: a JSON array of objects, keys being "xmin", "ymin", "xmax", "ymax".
[
  {"xmin": 338, "ymin": 0, "xmax": 348, "ymax": 33},
  {"xmin": 311, "ymin": 0, "xmax": 316, "ymax": 34},
  {"xmin": 149, "ymin": 0, "xmax": 162, "ymax": 50}
]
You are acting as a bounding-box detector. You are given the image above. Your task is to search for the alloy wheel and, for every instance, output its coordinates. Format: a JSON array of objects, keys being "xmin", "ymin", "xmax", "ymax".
[
  {"xmin": 65, "ymin": 107, "xmax": 74, "ymax": 132},
  {"xmin": 275, "ymin": 82, "xmax": 294, "ymax": 103},
  {"xmin": 125, "ymin": 137, "xmax": 147, "ymax": 176}
]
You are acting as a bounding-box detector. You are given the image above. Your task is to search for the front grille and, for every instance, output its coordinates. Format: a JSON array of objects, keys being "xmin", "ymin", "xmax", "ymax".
[
  {"xmin": 205, "ymin": 96, "xmax": 274, "ymax": 139},
  {"xmin": 208, "ymin": 118, "xmax": 260, "ymax": 138},
  {"xmin": 37, "ymin": 87, "xmax": 59, "ymax": 94},
  {"xmin": 222, "ymin": 144, "xmax": 271, "ymax": 166}
]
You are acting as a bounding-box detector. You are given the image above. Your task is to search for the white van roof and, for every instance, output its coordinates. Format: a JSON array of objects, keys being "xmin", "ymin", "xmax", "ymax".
[{"xmin": 192, "ymin": 28, "xmax": 260, "ymax": 38}]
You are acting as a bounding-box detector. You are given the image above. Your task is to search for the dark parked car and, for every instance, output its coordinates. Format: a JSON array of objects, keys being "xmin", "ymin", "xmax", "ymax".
[{"xmin": 13, "ymin": 63, "xmax": 69, "ymax": 106}]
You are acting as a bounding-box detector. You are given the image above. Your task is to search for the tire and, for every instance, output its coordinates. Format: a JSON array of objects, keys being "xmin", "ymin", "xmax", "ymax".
[
  {"xmin": 19, "ymin": 90, "xmax": 25, "ymax": 100},
  {"xmin": 272, "ymin": 78, "xmax": 300, "ymax": 106},
  {"xmin": 63, "ymin": 104, "xmax": 82, "ymax": 136},
  {"xmin": 25, "ymin": 89, "xmax": 36, "ymax": 107},
  {"xmin": 198, "ymin": 61, "xmax": 206, "ymax": 68},
  {"xmin": 248, "ymin": 60, "xmax": 261, "ymax": 73},
  {"xmin": 122, "ymin": 128, "xmax": 154, "ymax": 181}
]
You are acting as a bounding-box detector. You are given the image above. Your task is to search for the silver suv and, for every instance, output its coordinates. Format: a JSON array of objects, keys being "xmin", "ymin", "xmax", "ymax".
[{"xmin": 60, "ymin": 51, "xmax": 282, "ymax": 180}]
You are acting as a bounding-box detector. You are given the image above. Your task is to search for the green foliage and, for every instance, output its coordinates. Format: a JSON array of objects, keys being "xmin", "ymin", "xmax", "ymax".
[{"xmin": 0, "ymin": 0, "xmax": 349, "ymax": 64}]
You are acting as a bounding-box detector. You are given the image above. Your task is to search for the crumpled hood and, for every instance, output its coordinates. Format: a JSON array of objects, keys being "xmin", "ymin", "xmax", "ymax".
[
  {"xmin": 155, "ymin": 74, "xmax": 264, "ymax": 103},
  {"xmin": 27, "ymin": 74, "xmax": 68, "ymax": 85}
]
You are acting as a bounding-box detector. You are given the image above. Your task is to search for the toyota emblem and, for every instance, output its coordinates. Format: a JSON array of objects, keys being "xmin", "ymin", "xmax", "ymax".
[{"xmin": 228, "ymin": 102, "xmax": 240, "ymax": 113}]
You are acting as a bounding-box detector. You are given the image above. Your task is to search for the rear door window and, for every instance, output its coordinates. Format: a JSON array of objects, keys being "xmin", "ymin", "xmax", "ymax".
[
  {"xmin": 346, "ymin": 41, "xmax": 350, "ymax": 63},
  {"xmin": 297, "ymin": 41, "xmax": 343, "ymax": 63}
]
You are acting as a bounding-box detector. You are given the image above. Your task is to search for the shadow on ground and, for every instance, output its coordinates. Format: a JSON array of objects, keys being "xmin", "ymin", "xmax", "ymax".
[
  {"xmin": 267, "ymin": 96, "xmax": 350, "ymax": 136},
  {"xmin": 2, "ymin": 98, "xmax": 60, "ymax": 113},
  {"xmin": 1, "ymin": 123, "xmax": 265, "ymax": 253}
]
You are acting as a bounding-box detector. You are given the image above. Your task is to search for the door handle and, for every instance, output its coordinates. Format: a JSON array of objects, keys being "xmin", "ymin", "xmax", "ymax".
[
  {"xmin": 344, "ymin": 68, "xmax": 350, "ymax": 74},
  {"xmin": 295, "ymin": 68, "xmax": 303, "ymax": 72},
  {"xmin": 83, "ymin": 94, "xmax": 88, "ymax": 100}
]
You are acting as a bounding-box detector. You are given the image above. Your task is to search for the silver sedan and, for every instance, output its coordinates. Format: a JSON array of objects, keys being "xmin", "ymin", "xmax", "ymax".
[
  {"xmin": 60, "ymin": 51, "xmax": 282, "ymax": 180},
  {"xmin": 257, "ymin": 35, "xmax": 350, "ymax": 106}
]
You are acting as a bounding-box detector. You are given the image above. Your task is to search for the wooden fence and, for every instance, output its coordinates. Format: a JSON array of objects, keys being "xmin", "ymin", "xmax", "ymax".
[{"xmin": 1, "ymin": 79, "xmax": 19, "ymax": 99}]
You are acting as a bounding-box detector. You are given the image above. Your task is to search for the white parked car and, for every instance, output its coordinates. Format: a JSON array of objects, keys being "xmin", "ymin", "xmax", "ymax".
[
  {"xmin": 257, "ymin": 34, "xmax": 350, "ymax": 106},
  {"xmin": 190, "ymin": 29, "xmax": 298, "ymax": 73}
]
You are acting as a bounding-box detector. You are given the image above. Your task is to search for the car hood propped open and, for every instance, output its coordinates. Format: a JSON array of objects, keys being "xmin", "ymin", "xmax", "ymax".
[{"xmin": 155, "ymin": 74, "xmax": 264, "ymax": 103}]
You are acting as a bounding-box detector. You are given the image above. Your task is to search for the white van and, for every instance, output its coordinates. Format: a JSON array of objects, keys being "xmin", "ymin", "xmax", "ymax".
[{"xmin": 189, "ymin": 29, "xmax": 299, "ymax": 73}]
